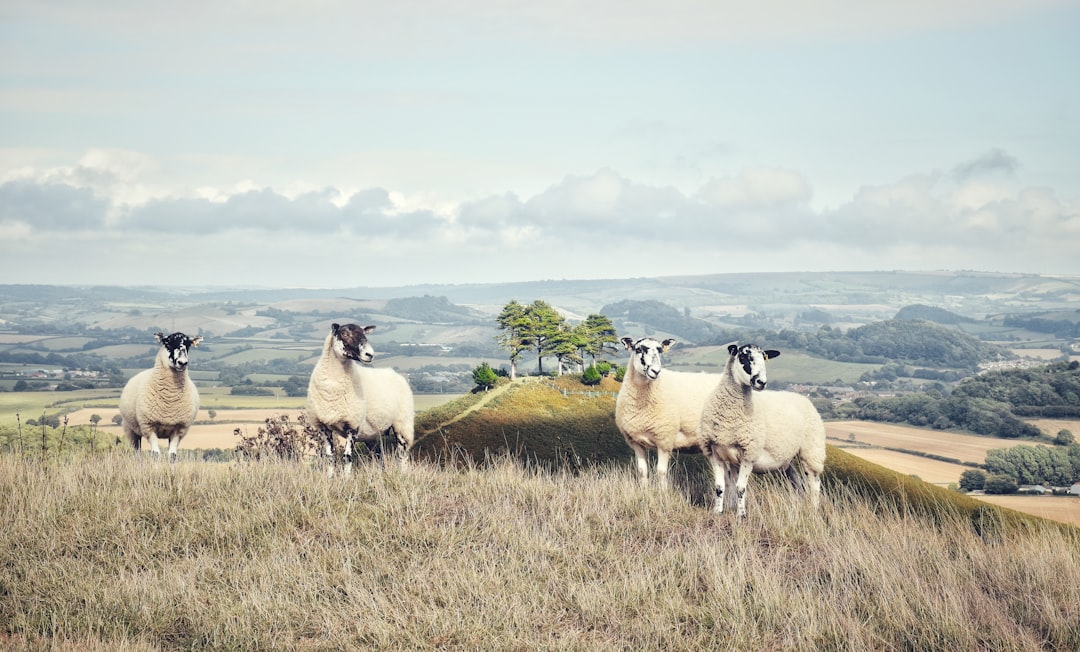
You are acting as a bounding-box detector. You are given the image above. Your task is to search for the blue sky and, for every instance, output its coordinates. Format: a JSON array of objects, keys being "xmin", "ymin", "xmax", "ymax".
[{"xmin": 1, "ymin": 1, "xmax": 1078, "ymax": 288}]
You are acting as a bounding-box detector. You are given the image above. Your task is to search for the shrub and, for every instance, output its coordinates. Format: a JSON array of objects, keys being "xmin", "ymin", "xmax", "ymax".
[
  {"xmin": 958, "ymin": 469, "xmax": 986, "ymax": 492},
  {"xmin": 983, "ymin": 474, "xmax": 1019, "ymax": 495},
  {"xmin": 472, "ymin": 362, "xmax": 499, "ymax": 391},
  {"xmin": 581, "ymin": 366, "xmax": 602, "ymax": 386}
]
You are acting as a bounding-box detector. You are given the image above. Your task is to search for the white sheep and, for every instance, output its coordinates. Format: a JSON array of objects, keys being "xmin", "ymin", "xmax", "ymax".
[
  {"xmin": 700, "ymin": 343, "xmax": 826, "ymax": 517},
  {"xmin": 119, "ymin": 332, "xmax": 203, "ymax": 462},
  {"xmin": 615, "ymin": 336, "xmax": 735, "ymax": 492},
  {"xmin": 305, "ymin": 323, "xmax": 374, "ymax": 474},
  {"xmin": 353, "ymin": 364, "xmax": 416, "ymax": 468}
]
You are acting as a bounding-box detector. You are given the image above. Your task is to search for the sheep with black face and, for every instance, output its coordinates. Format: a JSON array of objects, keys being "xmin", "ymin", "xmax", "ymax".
[
  {"xmin": 615, "ymin": 336, "xmax": 734, "ymax": 494},
  {"xmin": 119, "ymin": 332, "xmax": 203, "ymax": 462},
  {"xmin": 305, "ymin": 323, "xmax": 375, "ymax": 474},
  {"xmin": 699, "ymin": 343, "xmax": 827, "ymax": 517}
]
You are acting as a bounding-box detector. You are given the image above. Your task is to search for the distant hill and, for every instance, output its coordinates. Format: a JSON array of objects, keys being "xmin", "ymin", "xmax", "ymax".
[
  {"xmin": 600, "ymin": 299, "xmax": 721, "ymax": 344},
  {"xmin": 895, "ymin": 304, "xmax": 975, "ymax": 324},
  {"xmin": 381, "ymin": 295, "xmax": 487, "ymax": 323}
]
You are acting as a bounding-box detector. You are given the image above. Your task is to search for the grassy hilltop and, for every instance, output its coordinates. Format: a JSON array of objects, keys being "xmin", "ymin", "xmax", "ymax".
[{"xmin": 2, "ymin": 377, "xmax": 1079, "ymax": 649}]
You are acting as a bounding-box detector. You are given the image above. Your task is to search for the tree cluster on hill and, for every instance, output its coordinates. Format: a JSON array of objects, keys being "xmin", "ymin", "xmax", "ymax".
[
  {"xmin": 952, "ymin": 360, "xmax": 1080, "ymax": 417},
  {"xmin": 495, "ymin": 300, "xmax": 618, "ymax": 379},
  {"xmin": 835, "ymin": 362, "xmax": 1080, "ymax": 439},
  {"xmin": 600, "ymin": 299, "xmax": 720, "ymax": 344}
]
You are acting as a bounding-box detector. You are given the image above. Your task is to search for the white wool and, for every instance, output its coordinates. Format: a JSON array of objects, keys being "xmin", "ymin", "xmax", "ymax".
[
  {"xmin": 614, "ymin": 336, "xmax": 723, "ymax": 487},
  {"xmin": 353, "ymin": 365, "xmax": 415, "ymax": 466},
  {"xmin": 119, "ymin": 340, "xmax": 200, "ymax": 461},
  {"xmin": 699, "ymin": 344, "xmax": 826, "ymax": 516}
]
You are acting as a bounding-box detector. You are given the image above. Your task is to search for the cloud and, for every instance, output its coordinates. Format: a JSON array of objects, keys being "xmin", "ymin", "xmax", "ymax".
[
  {"xmin": 951, "ymin": 148, "xmax": 1020, "ymax": 182},
  {"xmin": 1, "ymin": 151, "xmax": 1078, "ymax": 284},
  {"xmin": 0, "ymin": 180, "xmax": 108, "ymax": 229}
]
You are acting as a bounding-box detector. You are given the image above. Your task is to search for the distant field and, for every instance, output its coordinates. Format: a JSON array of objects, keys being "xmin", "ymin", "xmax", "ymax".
[
  {"xmin": 976, "ymin": 494, "xmax": 1080, "ymax": 526},
  {"xmin": 824, "ymin": 421, "xmax": 1054, "ymax": 466},
  {"xmin": 829, "ymin": 445, "xmax": 970, "ymax": 484},
  {"xmin": 827, "ymin": 420, "xmax": 1080, "ymax": 527}
]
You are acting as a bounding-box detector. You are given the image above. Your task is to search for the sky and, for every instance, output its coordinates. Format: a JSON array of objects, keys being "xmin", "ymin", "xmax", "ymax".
[{"xmin": 1, "ymin": 0, "xmax": 1078, "ymax": 289}]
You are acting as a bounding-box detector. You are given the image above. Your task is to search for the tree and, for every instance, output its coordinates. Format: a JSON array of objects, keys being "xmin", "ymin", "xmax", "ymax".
[
  {"xmin": 579, "ymin": 314, "xmax": 619, "ymax": 367},
  {"xmin": 983, "ymin": 474, "xmax": 1018, "ymax": 495},
  {"xmin": 89, "ymin": 414, "xmax": 102, "ymax": 426},
  {"xmin": 495, "ymin": 300, "xmax": 530, "ymax": 380},
  {"xmin": 958, "ymin": 469, "xmax": 986, "ymax": 492},
  {"xmin": 208, "ymin": 409, "xmax": 217, "ymax": 421},
  {"xmin": 111, "ymin": 414, "xmax": 122, "ymax": 426},
  {"xmin": 551, "ymin": 324, "xmax": 584, "ymax": 376},
  {"xmin": 472, "ymin": 362, "xmax": 498, "ymax": 391},
  {"xmin": 523, "ymin": 300, "xmax": 565, "ymax": 376},
  {"xmin": 1055, "ymin": 429, "xmax": 1074, "ymax": 446}
]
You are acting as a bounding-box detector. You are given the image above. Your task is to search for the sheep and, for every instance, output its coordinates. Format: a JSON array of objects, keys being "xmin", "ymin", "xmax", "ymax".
[
  {"xmin": 353, "ymin": 364, "xmax": 416, "ymax": 468},
  {"xmin": 119, "ymin": 332, "xmax": 203, "ymax": 462},
  {"xmin": 615, "ymin": 336, "xmax": 735, "ymax": 492},
  {"xmin": 305, "ymin": 323, "xmax": 375, "ymax": 474},
  {"xmin": 700, "ymin": 343, "xmax": 826, "ymax": 517}
]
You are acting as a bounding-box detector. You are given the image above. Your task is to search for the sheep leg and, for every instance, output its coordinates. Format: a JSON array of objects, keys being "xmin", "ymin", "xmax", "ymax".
[
  {"xmin": 655, "ymin": 448, "xmax": 672, "ymax": 488},
  {"xmin": 166, "ymin": 428, "xmax": 185, "ymax": 463},
  {"xmin": 806, "ymin": 469, "xmax": 822, "ymax": 510},
  {"xmin": 708, "ymin": 454, "xmax": 728, "ymax": 514},
  {"xmin": 146, "ymin": 430, "xmax": 163, "ymax": 460},
  {"xmin": 321, "ymin": 426, "xmax": 337, "ymax": 477},
  {"xmin": 391, "ymin": 426, "xmax": 410, "ymax": 469},
  {"xmin": 628, "ymin": 442, "xmax": 649, "ymax": 485},
  {"xmin": 734, "ymin": 460, "xmax": 755, "ymax": 518},
  {"xmin": 343, "ymin": 430, "xmax": 356, "ymax": 476}
]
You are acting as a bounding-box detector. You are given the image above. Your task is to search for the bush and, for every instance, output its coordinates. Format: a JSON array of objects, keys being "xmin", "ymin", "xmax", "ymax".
[
  {"xmin": 983, "ymin": 474, "xmax": 1018, "ymax": 495},
  {"xmin": 472, "ymin": 362, "xmax": 499, "ymax": 391},
  {"xmin": 581, "ymin": 366, "xmax": 602, "ymax": 386},
  {"xmin": 958, "ymin": 469, "xmax": 986, "ymax": 492},
  {"xmin": 235, "ymin": 414, "xmax": 320, "ymax": 462}
]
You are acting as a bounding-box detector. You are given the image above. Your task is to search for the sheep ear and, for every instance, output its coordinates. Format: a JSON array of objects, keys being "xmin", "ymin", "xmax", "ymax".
[
  {"xmin": 191, "ymin": 336, "xmax": 203, "ymax": 348},
  {"xmin": 155, "ymin": 332, "xmax": 166, "ymax": 344},
  {"xmin": 331, "ymin": 323, "xmax": 340, "ymax": 334},
  {"xmin": 363, "ymin": 325, "xmax": 377, "ymax": 334},
  {"xmin": 661, "ymin": 338, "xmax": 677, "ymax": 352},
  {"xmin": 727, "ymin": 343, "xmax": 739, "ymax": 356},
  {"xmin": 621, "ymin": 337, "xmax": 635, "ymax": 350},
  {"xmin": 764, "ymin": 349, "xmax": 781, "ymax": 360}
]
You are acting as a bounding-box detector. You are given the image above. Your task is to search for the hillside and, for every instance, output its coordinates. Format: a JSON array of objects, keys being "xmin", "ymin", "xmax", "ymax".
[{"xmin": 2, "ymin": 447, "xmax": 1077, "ymax": 649}]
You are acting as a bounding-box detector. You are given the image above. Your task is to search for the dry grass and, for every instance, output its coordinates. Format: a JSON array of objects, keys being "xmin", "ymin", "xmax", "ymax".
[{"xmin": 2, "ymin": 452, "xmax": 1078, "ymax": 650}]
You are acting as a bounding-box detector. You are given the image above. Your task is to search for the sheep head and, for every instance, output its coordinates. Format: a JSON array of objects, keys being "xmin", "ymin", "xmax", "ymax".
[
  {"xmin": 154, "ymin": 332, "xmax": 203, "ymax": 371},
  {"xmin": 622, "ymin": 336, "xmax": 676, "ymax": 381},
  {"xmin": 331, "ymin": 323, "xmax": 376, "ymax": 365},
  {"xmin": 726, "ymin": 343, "xmax": 780, "ymax": 391}
]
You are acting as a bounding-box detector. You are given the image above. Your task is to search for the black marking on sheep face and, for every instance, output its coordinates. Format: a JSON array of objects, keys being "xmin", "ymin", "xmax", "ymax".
[
  {"xmin": 625, "ymin": 336, "xmax": 675, "ymax": 381},
  {"xmin": 331, "ymin": 323, "xmax": 376, "ymax": 365},
  {"xmin": 727, "ymin": 343, "xmax": 780, "ymax": 391},
  {"xmin": 155, "ymin": 332, "xmax": 202, "ymax": 371}
]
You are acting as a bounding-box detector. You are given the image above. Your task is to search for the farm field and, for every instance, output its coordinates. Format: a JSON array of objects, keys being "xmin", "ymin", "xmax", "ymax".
[
  {"xmin": 828, "ymin": 445, "xmax": 970, "ymax": 485},
  {"xmin": 824, "ymin": 420, "xmax": 1059, "ymax": 466},
  {"xmin": 827, "ymin": 420, "xmax": 1080, "ymax": 527},
  {"xmin": 974, "ymin": 494, "xmax": 1080, "ymax": 526}
]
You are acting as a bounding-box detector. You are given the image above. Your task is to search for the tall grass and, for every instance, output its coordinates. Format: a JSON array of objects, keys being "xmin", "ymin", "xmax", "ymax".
[{"xmin": 2, "ymin": 452, "xmax": 1077, "ymax": 650}]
